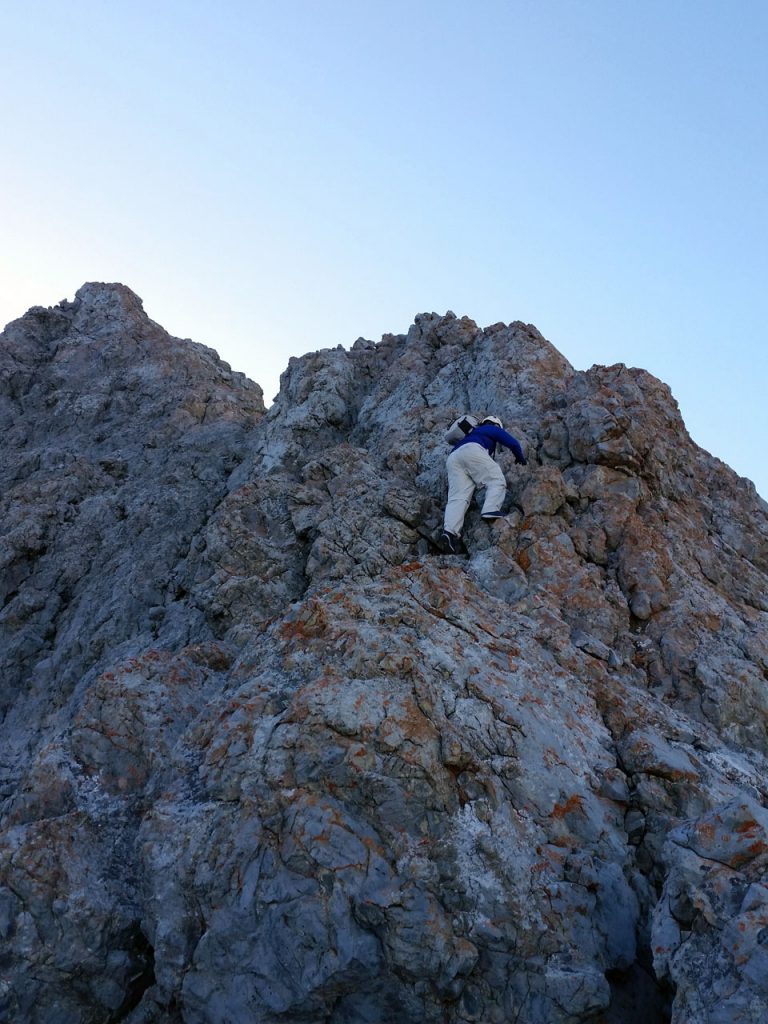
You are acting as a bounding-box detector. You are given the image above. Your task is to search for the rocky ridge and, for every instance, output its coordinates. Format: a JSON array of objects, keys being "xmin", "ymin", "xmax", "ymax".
[{"xmin": 0, "ymin": 284, "xmax": 767, "ymax": 1023}]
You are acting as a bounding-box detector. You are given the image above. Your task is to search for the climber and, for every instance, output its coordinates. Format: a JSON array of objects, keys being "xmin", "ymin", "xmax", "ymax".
[{"xmin": 441, "ymin": 415, "xmax": 527, "ymax": 553}]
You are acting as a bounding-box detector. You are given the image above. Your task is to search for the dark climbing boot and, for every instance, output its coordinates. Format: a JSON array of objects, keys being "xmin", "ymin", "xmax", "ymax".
[{"xmin": 440, "ymin": 530, "xmax": 460, "ymax": 553}]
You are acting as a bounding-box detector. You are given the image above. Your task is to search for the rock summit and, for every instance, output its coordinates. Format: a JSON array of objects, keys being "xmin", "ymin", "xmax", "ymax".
[{"xmin": 1, "ymin": 284, "xmax": 767, "ymax": 1023}]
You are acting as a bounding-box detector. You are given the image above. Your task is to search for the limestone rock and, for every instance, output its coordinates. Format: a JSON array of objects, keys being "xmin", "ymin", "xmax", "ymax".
[{"xmin": 1, "ymin": 287, "xmax": 767, "ymax": 1023}]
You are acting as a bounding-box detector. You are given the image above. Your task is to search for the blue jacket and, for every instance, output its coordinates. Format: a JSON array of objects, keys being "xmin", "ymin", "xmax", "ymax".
[{"xmin": 452, "ymin": 423, "xmax": 527, "ymax": 464}]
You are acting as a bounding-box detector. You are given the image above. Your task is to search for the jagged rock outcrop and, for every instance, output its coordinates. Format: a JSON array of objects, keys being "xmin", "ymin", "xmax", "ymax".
[{"xmin": 1, "ymin": 287, "xmax": 767, "ymax": 1023}]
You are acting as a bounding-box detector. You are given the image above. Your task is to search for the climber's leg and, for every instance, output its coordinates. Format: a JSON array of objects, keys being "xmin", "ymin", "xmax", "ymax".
[{"xmin": 444, "ymin": 448, "xmax": 476, "ymax": 536}]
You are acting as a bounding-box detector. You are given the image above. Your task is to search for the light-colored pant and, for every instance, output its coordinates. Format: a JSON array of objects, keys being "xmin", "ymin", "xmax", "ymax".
[{"xmin": 444, "ymin": 443, "xmax": 507, "ymax": 535}]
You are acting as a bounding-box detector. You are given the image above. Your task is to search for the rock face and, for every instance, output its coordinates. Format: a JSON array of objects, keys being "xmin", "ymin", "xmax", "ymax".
[{"xmin": 1, "ymin": 287, "xmax": 767, "ymax": 1024}]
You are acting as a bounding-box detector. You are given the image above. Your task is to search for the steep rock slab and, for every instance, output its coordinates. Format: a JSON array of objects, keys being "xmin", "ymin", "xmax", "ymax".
[{"xmin": 0, "ymin": 283, "xmax": 263, "ymax": 802}]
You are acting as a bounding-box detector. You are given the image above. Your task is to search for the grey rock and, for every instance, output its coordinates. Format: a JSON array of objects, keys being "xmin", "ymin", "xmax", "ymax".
[
  {"xmin": 652, "ymin": 801, "xmax": 768, "ymax": 1023},
  {"xmin": 1, "ymin": 290, "xmax": 767, "ymax": 1023}
]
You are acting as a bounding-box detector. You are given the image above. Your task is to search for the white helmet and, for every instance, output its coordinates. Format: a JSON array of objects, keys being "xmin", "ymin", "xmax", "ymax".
[{"xmin": 482, "ymin": 415, "xmax": 503, "ymax": 429}]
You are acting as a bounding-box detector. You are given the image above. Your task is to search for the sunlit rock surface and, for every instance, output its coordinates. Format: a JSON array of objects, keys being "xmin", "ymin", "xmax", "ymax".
[{"xmin": 1, "ymin": 286, "xmax": 767, "ymax": 1023}]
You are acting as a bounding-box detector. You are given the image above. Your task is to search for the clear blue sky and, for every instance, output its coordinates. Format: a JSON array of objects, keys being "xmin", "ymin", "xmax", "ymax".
[{"xmin": 2, "ymin": 1, "xmax": 766, "ymax": 498}]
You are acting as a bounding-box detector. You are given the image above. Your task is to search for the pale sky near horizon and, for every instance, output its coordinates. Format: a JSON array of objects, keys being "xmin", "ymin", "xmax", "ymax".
[{"xmin": 2, "ymin": 1, "xmax": 766, "ymax": 498}]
